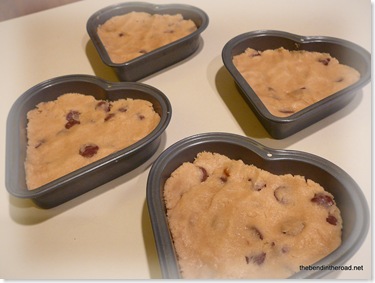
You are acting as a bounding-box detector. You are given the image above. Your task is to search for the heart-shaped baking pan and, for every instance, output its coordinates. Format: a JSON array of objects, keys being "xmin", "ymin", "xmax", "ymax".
[
  {"xmin": 146, "ymin": 132, "xmax": 369, "ymax": 278},
  {"xmin": 222, "ymin": 30, "xmax": 371, "ymax": 139},
  {"xmin": 87, "ymin": 2, "xmax": 209, "ymax": 82},
  {"xmin": 6, "ymin": 74, "xmax": 172, "ymax": 208}
]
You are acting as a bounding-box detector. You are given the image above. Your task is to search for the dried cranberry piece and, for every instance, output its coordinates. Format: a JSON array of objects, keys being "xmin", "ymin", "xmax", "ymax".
[
  {"xmin": 224, "ymin": 168, "xmax": 230, "ymax": 176},
  {"xmin": 118, "ymin": 107, "xmax": 128, "ymax": 112},
  {"xmin": 95, "ymin": 101, "xmax": 111, "ymax": 112},
  {"xmin": 336, "ymin": 77, "xmax": 344, "ymax": 82},
  {"xmin": 35, "ymin": 140, "xmax": 45, "ymax": 149},
  {"xmin": 326, "ymin": 215, "xmax": 338, "ymax": 225},
  {"xmin": 65, "ymin": 110, "xmax": 80, "ymax": 129},
  {"xmin": 318, "ymin": 58, "xmax": 331, "ymax": 66},
  {"xmin": 138, "ymin": 114, "xmax": 145, "ymax": 120},
  {"xmin": 274, "ymin": 186, "xmax": 291, "ymax": 204},
  {"xmin": 65, "ymin": 120, "xmax": 80, "ymax": 129},
  {"xmin": 311, "ymin": 193, "xmax": 334, "ymax": 208},
  {"xmin": 248, "ymin": 226, "xmax": 263, "ymax": 240},
  {"xmin": 198, "ymin": 166, "xmax": 208, "ymax": 182},
  {"xmin": 220, "ymin": 168, "xmax": 230, "ymax": 183},
  {"xmin": 251, "ymin": 51, "xmax": 261, "ymax": 57},
  {"xmin": 253, "ymin": 181, "xmax": 266, "ymax": 191},
  {"xmin": 281, "ymin": 220, "xmax": 305, "ymax": 236},
  {"xmin": 104, "ymin": 113, "xmax": 115, "ymax": 121},
  {"xmin": 66, "ymin": 110, "xmax": 80, "ymax": 121},
  {"xmin": 278, "ymin": 109, "xmax": 295, "ymax": 114},
  {"xmin": 79, "ymin": 144, "xmax": 99, "ymax": 158},
  {"xmin": 245, "ymin": 252, "xmax": 266, "ymax": 265},
  {"xmin": 220, "ymin": 176, "xmax": 228, "ymax": 183},
  {"xmin": 281, "ymin": 246, "xmax": 290, "ymax": 254}
]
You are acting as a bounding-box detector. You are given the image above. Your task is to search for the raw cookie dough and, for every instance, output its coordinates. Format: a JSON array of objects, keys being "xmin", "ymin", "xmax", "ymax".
[
  {"xmin": 164, "ymin": 152, "xmax": 342, "ymax": 279},
  {"xmin": 97, "ymin": 11, "xmax": 197, "ymax": 63},
  {"xmin": 233, "ymin": 47, "xmax": 360, "ymax": 117},
  {"xmin": 25, "ymin": 93, "xmax": 160, "ymax": 190}
]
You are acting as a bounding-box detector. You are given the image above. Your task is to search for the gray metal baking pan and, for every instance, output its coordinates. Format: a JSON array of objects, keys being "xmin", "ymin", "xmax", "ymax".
[
  {"xmin": 6, "ymin": 74, "xmax": 172, "ymax": 208},
  {"xmin": 86, "ymin": 2, "xmax": 209, "ymax": 82},
  {"xmin": 146, "ymin": 132, "xmax": 369, "ymax": 279},
  {"xmin": 222, "ymin": 30, "xmax": 371, "ymax": 139}
]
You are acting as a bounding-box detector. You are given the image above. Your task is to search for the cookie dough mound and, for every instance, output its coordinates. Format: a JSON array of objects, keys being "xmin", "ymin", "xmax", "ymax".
[
  {"xmin": 233, "ymin": 47, "xmax": 360, "ymax": 117},
  {"xmin": 164, "ymin": 152, "xmax": 342, "ymax": 279},
  {"xmin": 97, "ymin": 11, "xmax": 197, "ymax": 63},
  {"xmin": 25, "ymin": 93, "xmax": 160, "ymax": 190}
]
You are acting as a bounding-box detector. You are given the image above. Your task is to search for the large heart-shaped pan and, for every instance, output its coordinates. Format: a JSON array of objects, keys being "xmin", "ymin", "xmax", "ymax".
[{"xmin": 222, "ymin": 30, "xmax": 371, "ymax": 139}]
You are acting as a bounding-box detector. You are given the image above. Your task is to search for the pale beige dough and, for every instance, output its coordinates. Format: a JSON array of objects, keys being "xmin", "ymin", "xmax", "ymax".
[
  {"xmin": 25, "ymin": 93, "xmax": 160, "ymax": 190},
  {"xmin": 97, "ymin": 11, "xmax": 197, "ymax": 63},
  {"xmin": 164, "ymin": 152, "xmax": 342, "ymax": 279},
  {"xmin": 233, "ymin": 47, "xmax": 360, "ymax": 117}
]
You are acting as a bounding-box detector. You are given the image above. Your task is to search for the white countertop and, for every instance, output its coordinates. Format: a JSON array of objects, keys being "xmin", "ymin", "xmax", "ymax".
[{"xmin": 0, "ymin": 0, "xmax": 371, "ymax": 279}]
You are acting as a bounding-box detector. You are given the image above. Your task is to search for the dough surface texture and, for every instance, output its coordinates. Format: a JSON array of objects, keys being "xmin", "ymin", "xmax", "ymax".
[
  {"xmin": 25, "ymin": 93, "xmax": 160, "ymax": 189},
  {"xmin": 164, "ymin": 151, "xmax": 342, "ymax": 279},
  {"xmin": 233, "ymin": 47, "xmax": 360, "ymax": 117},
  {"xmin": 97, "ymin": 11, "xmax": 197, "ymax": 63}
]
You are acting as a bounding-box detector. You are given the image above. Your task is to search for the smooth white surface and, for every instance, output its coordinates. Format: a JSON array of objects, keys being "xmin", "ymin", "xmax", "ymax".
[{"xmin": 0, "ymin": 0, "xmax": 371, "ymax": 279}]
